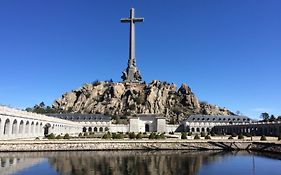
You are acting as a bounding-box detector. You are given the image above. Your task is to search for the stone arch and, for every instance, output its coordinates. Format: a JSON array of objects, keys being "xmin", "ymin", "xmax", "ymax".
[
  {"xmin": 191, "ymin": 128, "xmax": 195, "ymax": 132},
  {"xmin": 12, "ymin": 119, "xmax": 18, "ymax": 134},
  {"xmin": 94, "ymin": 127, "xmax": 98, "ymax": 132},
  {"xmin": 145, "ymin": 124, "xmax": 150, "ymax": 132},
  {"xmin": 40, "ymin": 123, "xmax": 43, "ymax": 133},
  {"xmin": 206, "ymin": 128, "xmax": 210, "ymax": 133},
  {"xmin": 196, "ymin": 128, "xmax": 200, "ymax": 132},
  {"xmin": 88, "ymin": 127, "xmax": 92, "ymax": 132},
  {"xmin": 31, "ymin": 122, "xmax": 34, "ymax": 134},
  {"xmin": 25, "ymin": 121, "xmax": 30, "ymax": 134},
  {"xmin": 35, "ymin": 122, "xmax": 39, "ymax": 133},
  {"xmin": 201, "ymin": 128, "xmax": 205, "ymax": 132},
  {"xmin": 44, "ymin": 123, "xmax": 51, "ymax": 136},
  {"xmin": 99, "ymin": 127, "xmax": 103, "ymax": 132},
  {"xmin": 82, "ymin": 127, "xmax": 87, "ymax": 132},
  {"xmin": 4, "ymin": 119, "xmax": 11, "ymax": 135},
  {"xmin": 19, "ymin": 120, "xmax": 24, "ymax": 134},
  {"xmin": 105, "ymin": 127, "xmax": 109, "ymax": 132}
]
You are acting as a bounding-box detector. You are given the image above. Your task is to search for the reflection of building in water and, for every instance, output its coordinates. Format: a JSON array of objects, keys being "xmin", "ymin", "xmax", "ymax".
[
  {"xmin": 47, "ymin": 151, "xmax": 223, "ymax": 175},
  {"xmin": 0, "ymin": 156, "xmax": 45, "ymax": 175}
]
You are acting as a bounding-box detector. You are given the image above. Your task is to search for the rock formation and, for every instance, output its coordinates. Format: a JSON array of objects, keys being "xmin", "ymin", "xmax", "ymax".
[{"xmin": 52, "ymin": 80, "xmax": 234, "ymax": 123}]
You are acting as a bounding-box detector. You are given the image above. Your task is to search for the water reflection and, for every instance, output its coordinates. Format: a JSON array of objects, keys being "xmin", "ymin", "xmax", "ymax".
[
  {"xmin": 48, "ymin": 151, "xmax": 224, "ymax": 175},
  {"xmin": 0, "ymin": 151, "xmax": 281, "ymax": 175}
]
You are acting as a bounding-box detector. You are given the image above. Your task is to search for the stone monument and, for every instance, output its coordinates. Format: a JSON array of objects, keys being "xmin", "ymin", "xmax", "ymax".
[{"xmin": 121, "ymin": 8, "xmax": 143, "ymax": 83}]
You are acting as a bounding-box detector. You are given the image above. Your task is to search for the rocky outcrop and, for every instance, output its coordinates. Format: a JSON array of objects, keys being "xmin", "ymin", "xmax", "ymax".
[{"xmin": 52, "ymin": 80, "xmax": 234, "ymax": 123}]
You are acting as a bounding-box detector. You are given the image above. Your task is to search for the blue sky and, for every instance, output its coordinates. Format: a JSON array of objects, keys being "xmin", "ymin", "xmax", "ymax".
[{"xmin": 0, "ymin": 0, "xmax": 280, "ymax": 119}]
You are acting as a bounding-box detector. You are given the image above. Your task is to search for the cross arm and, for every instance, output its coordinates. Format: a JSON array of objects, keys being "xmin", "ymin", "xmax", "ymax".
[
  {"xmin": 133, "ymin": 18, "xmax": 144, "ymax": 22},
  {"xmin": 120, "ymin": 18, "xmax": 131, "ymax": 23}
]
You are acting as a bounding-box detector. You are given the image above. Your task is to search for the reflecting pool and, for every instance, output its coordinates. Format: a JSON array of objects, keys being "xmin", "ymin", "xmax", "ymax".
[{"xmin": 0, "ymin": 150, "xmax": 280, "ymax": 175}]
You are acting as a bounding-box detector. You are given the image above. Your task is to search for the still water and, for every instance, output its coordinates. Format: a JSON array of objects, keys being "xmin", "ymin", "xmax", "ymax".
[{"xmin": 0, "ymin": 150, "xmax": 280, "ymax": 175}]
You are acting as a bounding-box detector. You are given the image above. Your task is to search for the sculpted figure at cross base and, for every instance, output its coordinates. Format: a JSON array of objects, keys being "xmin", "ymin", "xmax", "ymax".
[{"xmin": 121, "ymin": 8, "xmax": 143, "ymax": 83}]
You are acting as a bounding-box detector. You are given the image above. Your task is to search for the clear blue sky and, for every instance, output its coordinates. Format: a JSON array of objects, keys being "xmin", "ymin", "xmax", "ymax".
[{"xmin": 0, "ymin": 0, "xmax": 280, "ymax": 119}]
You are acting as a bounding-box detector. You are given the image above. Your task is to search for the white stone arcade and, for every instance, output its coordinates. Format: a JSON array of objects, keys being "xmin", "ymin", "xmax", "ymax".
[{"xmin": 0, "ymin": 106, "xmax": 82, "ymax": 140}]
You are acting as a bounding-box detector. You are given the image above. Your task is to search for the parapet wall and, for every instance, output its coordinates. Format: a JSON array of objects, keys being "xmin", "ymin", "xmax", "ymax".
[{"xmin": 1, "ymin": 140, "xmax": 280, "ymax": 153}]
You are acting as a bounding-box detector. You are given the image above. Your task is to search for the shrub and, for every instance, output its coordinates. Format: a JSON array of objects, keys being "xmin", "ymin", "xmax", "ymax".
[
  {"xmin": 128, "ymin": 132, "xmax": 136, "ymax": 139},
  {"xmin": 200, "ymin": 132, "xmax": 206, "ymax": 137},
  {"xmin": 35, "ymin": 137, "xmax": 40, "ymax": 140},
  {"xmin": 194, "ymin": 134, "xmax": 200, "ymax": 140},
  {"xmin": 210, "ymin": 131, "xmax": 215, "ymax": 136},
  {"xmin": 169, "ymin": 131, "xmax": 174, "ymax": 135},
  {"xmin": 83, "ymin": 132, "xmax": 88, "ymax": 137},
  {"xmin": 136, "ymin": 132, "xmax": 143, "ymax": 139},
  {"xmin": 238, "ymin": 134, "xmax": 244, "ymax": 140},
  {"xmin": 89, "ymin": 132, "xmax": 95, "ymax": 135},
  {"xmin": 111, "ymin": 133, "xmax": 117, "ymax": 139},
  {"xmin": 112, "ymin": 133, "xmax": 124, "ymax": 139},
  {"xmin": 181, "ymin": 132, "xmax": 187, "ymax": 139},
  {"xmin": 159, "ymin": 133, "xmax": 166, "ymax": 139},
  {"xmin": 56, "ymin": 135, "xmax": 62, "ymax": 139},
  {"xmin": 116, "ymin": 133, "xmax": 124, "ymax": 139},
  {"xmin": 260, "ymin": 135, "xmax": 267, "ymax": 141},
  {"xmin": 228, "ymin": 136, "xmax": 233, "ymax": 140},
  {"xmin": 143, "ymin": 132, "xmax": 147, "ymax": 135},
  {"xmin": 47, "ymin": 133, "xmax": 55, "ymax": 139},
  {"xmin": 149, "ymin": 132, "xmax": 156, "ymax": 139},
  {"xmin": 205, "ymin": 135, "xmax": 211, "ymax": 140},
  {"xmin": 63, "ymin": 133, "xmax": 70, "ymax": 139},
  {"xmin": 102, "ymin": 133, "xmax": 111, "ymax": 139},
  {"xmin": 231, "ymin": 133, "xmax": 237, "ymax": 137},
  {"xmin": 245, "ymin": 133, "xmax": 252, "ymax": 137},
  {"xmin": 78, "ymin": 133, "xmax": 83, "ymax": 137},
  {"xmin": 188, "ymin": 132, "xmax": 192, "ymax": 136}
]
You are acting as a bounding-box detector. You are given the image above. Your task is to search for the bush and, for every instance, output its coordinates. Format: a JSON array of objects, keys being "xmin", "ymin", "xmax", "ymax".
[
  {"xmin": 238, "ymin": 134, "xmax": 244, "ymax": 140},
  {"xmin": 169, "ymin": 131, "xmax": 174, "ymax": 135},
  {"xmin": 112, "ymin": 133, "xmax": 124, "ymax": 139},
  {"xmin": 194, "ymin": 134, "xmax": 200, "ymax": 140},
  {"xmin": 56, "ymin": 135, "xmax": 62, "ymax": 139},
  {"xmin": 47, "ymin": 133, "xmax": 55, "ymax": 139},
  {"xmin": 201, "ymin": 132, "xmax": 206, "ymax": 137},
  {"xmin": 228, "ymin": 136, "xmax": 233, "ymax": 140},
  {"xmin": 83, "ymin": 132, "xmax": 88, "ymax": 137},
  {"xmin": 149, "ymin": 132, "xmax": 156, "ymax": 139},
  {"xmin": 63, "ymin": 133, "xmax": 70, "ymax": 139},
  {"xmin": 143, "ymin": 132, "xmax": 147, "ymax": 135},
  {"xmin": 35, "ymin": 137, "xmax": 40, "ymax": 140},
  {"xmin": 136, "ymin": 132, "xmax": 143, "ymax": 139},
  {"xmin": 245, "ymin": 133, "xmax": 252, "ymax": 137},
  {"xmin": 205, "ymin": 135, "xmax": 211, "ymax": 140},
  {"xmin": 210, "ymin": 131, "xmax": 215, "ymax": 136},
  {"xmin": 181, "ymin": 132, "xmax": 187, "ymax": 139},
  {"xmin": 128, "ymin": 132, "xmax": 136, "ymax": 139},
  {"xmin": 116, "ymin": 133, "xmax": 124, "ymax": 139},
  {"xmin": 188, "ymin": 132, "xmax": 192, "ymax": 136},
  {"xmin": 159, "ymin": 133, "xmax": 166, "ymax": 139},
  {"xmin": 78, "ymin": 133, "xmax": 83, "ymax": 137},
  {"xmin": 231, "ymin": 133, "xmax": 237, "ymax": 137},
  {"xmin": 260, "ymin": 135, "xmax": 267, "ymax": 141},
  {"xmin": 102, "ymin": 133, "xmax": 111, "ymax": 139}
]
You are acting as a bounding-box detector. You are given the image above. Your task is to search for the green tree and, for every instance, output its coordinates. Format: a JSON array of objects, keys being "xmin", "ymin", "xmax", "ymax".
[
  {"xmin": 181, "ymin": 132, "xmax": 187, "ymax": 139},
  {"xmin": 261, "ymin": 112, "xmax": 270, "ymax": 122},
  {"xmin": 269, "ymin": 115, "xmax": 276, "ymax": 122}
]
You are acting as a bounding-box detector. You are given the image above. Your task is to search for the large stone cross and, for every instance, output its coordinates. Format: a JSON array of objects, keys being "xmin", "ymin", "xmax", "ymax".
[{"xmin": 121, "ymin": 8, "xmax": 144, "ymax": 82}]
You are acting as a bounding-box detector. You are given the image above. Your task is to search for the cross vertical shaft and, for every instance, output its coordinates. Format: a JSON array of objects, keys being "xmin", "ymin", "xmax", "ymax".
[{"xmin": 121, "ymin": 8, "xmax": 144, "ymax": 82}]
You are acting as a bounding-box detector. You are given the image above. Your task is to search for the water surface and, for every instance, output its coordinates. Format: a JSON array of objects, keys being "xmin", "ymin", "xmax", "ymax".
[{"xmin": 1, "ymin": 150, "xmax": 280, "ymax": 175}]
